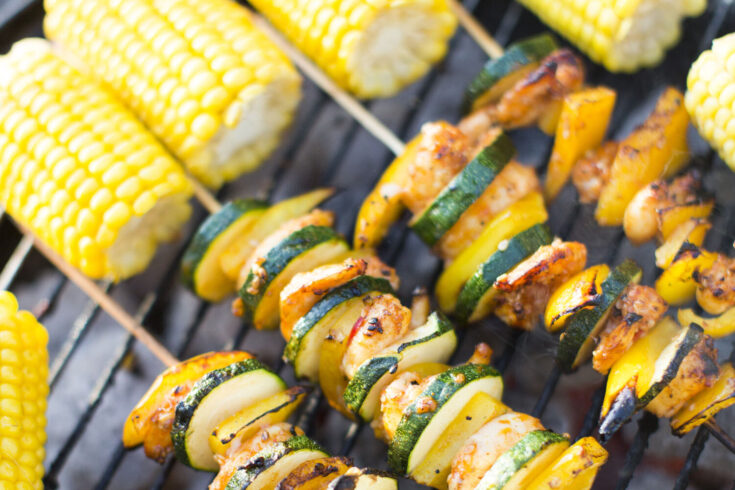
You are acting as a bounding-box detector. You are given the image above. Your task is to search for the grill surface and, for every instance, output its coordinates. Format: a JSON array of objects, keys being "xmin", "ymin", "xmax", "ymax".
[{"xmin": 1, "ymin": 1, "xmax": 735, "ymax": 489}]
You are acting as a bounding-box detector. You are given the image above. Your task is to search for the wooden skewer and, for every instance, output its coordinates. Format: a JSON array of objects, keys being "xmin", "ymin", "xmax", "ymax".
[
  {"xmin": 447, "ymin": 0, "xmax": 505, "ymax": 59},
  {"xmin": 190, "ymin": 178, "xmax": 222, "ymax": 214}
]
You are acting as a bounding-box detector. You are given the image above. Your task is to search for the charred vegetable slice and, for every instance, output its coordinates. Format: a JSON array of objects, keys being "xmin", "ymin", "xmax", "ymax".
[
  {"xmin": 328, "ymin": 468, "xmax": 398, "ymax": 490},
  {"xmin": 527, "ymin": 437, "xmax": 608, "ymax": 490},
  {"xmin": 678, "ymin": 307, "xmax": 735, "ymax": 339},
  {"xmin": 671, "ymin": 362, "xmax": 735, "ymax": 435},
  {"xmin": 387, "ymin": 363, "xmax": 503, "ymax": 474},
  {"xmin": 544, "ymin": 264, "xmax": 610, "ymax": 333},
  {"xmin": 277, "ymin": 456, "xmax": 352, "ymax": 489},
  {"xmin": 655, "ymin": 218, "xmax": 711, "ymax": 269},
  {"xmin": 557, "ymin": 260, "xmax": 642, "ymax": 372},
  {"xmin": 410, "ymin": 132, "xmax": 514, "ymax": 246},
  {"xmin": 463, "ymin": 34, "xmax": 558, "ymax": 113},
  {"xmin": 655, "ymin": 244, "xmax": 717, "ymax": 305},
  {"xmin": 171, "ymin": 359, "xmax": 286, "ymax": 471},
  {"xmin": 181, "ymin": 199, "xmax": 268, "ymax": 302},
  {"xmin": 239, "ymin": 225, "xmax": 350, "ymax": 330}
]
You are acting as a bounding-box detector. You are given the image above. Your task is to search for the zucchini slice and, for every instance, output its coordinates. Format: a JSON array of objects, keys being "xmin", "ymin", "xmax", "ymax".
[
  {"xmin": 277, "ymin": 456, "xmax": 352, "ymax": 489},
  {"xmin": 556, "ymin": 259, "xmax": 642, "ymax": 372},
  {"xmin": 209, "ymin": 386, "xmax": 308, "ymax": 456},
  {"xmin": 171, "ymin": 359, "xmax": 286, "ymax": 471},
  {"xmin": 476, "ymin": 431, "xmax": 570, "ymax": 490},
  {"xmin": 239, "ymin": 225, "xmax": 350, "ymax": 330},
  {"xmin": 283, "ymin": 276, "xmax": 395, "ymax": 381},
  {"xmin": 671, "ymin": 362, "xmax": 735, "ymax": 436},
  {"xmin": 462, "ymin": 34, "xmax": 558, "ymax": 114},
  {"xmin": 455, "ymin": 223, "xmax": 553, "ymax": 323},
  {"xmin": 219, "ymin": 188, "xmax": 334, "ymax": 281},
  {"xmin": 527, "ymin": 437, "xmax": 608, "ymax": 490},
  {"xmin": 181, "ymin": 199, "xmax": 267, "ymax": 302},
  {"xmin": 410, "ymin": 391, "xmax": 509, "ymax": 488},
  {"xmin": 224, "ymin": 435, "xmax": 327, "ymax": 490},
  {"xmin": 328, "ymin": 468, "xmax": 398, "ymax": 490},
  {"xmin": 387, "ymin": 363, "xmax": 503, "ymax": 474},
  {"xmin": 343, "ymin": 312, "xmax": 458, "ymax": 421},
  {"xmin": 410, "ymin": 132, "xmax": 515, "ymax": 246}
]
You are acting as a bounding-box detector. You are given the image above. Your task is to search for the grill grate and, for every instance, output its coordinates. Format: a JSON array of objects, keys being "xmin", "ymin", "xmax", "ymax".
[{"xmin": 1, "ymin": 0, "xmax": 734, "ymax": 488}]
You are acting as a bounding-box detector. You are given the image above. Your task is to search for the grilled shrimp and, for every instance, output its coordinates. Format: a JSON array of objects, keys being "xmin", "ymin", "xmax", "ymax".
[
  {"xmin": 401, "ymin": 121, "xmax": 471, "ymax": 214},
  {"xmin": 695, "ymin": 254, "xmax": 735, "ymax": 315},
  {"xmin": 459, "ymin": 50, "xmax": 585, "ymax": 145},
  {"xmin": 372, "ymin": 370, "xmax": 434, "ymax": 442},
  {"xmin": 437, "ymin": 161, "xmax": 540, "ymax": 260},
  {"xmin": 592, "ymin": 285, "xmax": 668, "ymax": 374},
  {"xmin": 363, "ymin": 254, "xmax": 401, "ymax": 291},
  {"xmin": 646, "ymin": 336, "xmax": 719, "ymax": 418},
  {"xmin": 211, "ymin": 423, "xmax": 302, "ymax": 489},
  {"xmin": 238, "ymin": 209, "xmax": 335, "ymax": 290},
  {"xmin": 447, "ymin": 412, "xmax": 545, "ymax": 490},
  {"xmin": 493, "ymin": 240, "xmax": 588, "ymax": 330},
  {"xmin": 341, "ymin": 294, "xmax": 412, "ymax": 378},
  {"xmin": 280, "ymin": 258, "xmax": 368, "ymax": 340},
  {"xmin": 571, "ymin": 141, "xmax": 618, "ymax": 203}
]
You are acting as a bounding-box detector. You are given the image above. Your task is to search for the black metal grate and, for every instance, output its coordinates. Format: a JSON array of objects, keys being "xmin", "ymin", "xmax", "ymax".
[{"xmin": 1, "ymin": 0, "xmax": 734, "ymax": 488}]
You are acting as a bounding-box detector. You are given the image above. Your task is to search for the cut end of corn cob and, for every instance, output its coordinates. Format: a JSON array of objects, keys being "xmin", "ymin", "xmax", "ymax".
[
  {"xmin": 0, "ymin": 291, "xmax": 48, "ymax": 490},
  {"xmin": 249, "ymin": 0, "xmax": 458, "ymax": 98},
  {"xmin": 517, "ymin": 0, "xmax": 706, "ymax": 73},
  {"xmin": 44, "ymin": 0, "xmax": 302, "ymax": 188},
  {"xmin": 686, "ymin": 33, "xmax": 735, "ymax": 173},
  {"xmin": 0, "ymin": 38, "xmax": 193, "ymax": 280}
]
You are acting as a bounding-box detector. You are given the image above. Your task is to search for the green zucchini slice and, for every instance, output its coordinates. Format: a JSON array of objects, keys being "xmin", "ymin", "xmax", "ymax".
[
  {"xmin": 328, "ymin": 468, "xmax": 399, "ymax": 490},
  {"xmin": 410, "ymin": 132, "xmax": 515, "ymax": 246},
  {"xmin": 462, "ymin": 34, "xmax": 558, "ymax": 114},
  {"xmin": 455, "ymin": 223, "xmax": 553, "ymax": 323},
  {"xmin": 556, "ymin": 259, "xmax": 642, "ymax": 372},
  {"xmin": 387, "ymin": 363, "xmax": 503, "ymax": 474},
  {"xmin": 343, "ymin": 312, "xmax": 457, "ymax": 422},
  {"xmin": 475, "ymin": 430, "xmax": 570, "ymax": 490},
  {"xmin": 283, "ymin": 275, "xmax": 395, "ymax": 381},
  {"xmin": 171, "ymin": 359, "xmax": 286, "ymax": 471},
  {"xmin": 181, "ymin": 199, "xmax": 267, "ymax": 302},
  {"xmin": 239, "ymin": 225, "xmax": 350, "ymax": 330},
  {"xmin": 224, "ymin": 435, "xmax": 327, "ymax": 490}
]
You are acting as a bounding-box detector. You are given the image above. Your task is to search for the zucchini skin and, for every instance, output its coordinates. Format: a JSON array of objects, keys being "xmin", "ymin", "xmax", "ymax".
[
  {"xmin": 556, "ymin": 259, "xmax": 642, "ymax": 372},
  {"xmin": 454, "ymin": 224, "xmax": 553, "ymax": 323},
  {"xmin": 283, "ymin": 275, "xmax": 395, "ymax": 363},
  {"xmin": 181, "ymin": 199, "xmax": 267, "ymax": 290},
  {"xmin": 239, "ymin": 225, "xmax": 343, "ymax": 318},
  {"xmin": 387, "ymin": 363, "xmax": 501, "ymax": 473},
  {"xmin": 410, "ymin": 133, "xmax": 515, "ymax": 246},
  {"xmin": 343, "ymin": 355, "xmax": 399, "ymax": 416},
  {"xmin": 171, "ymin": 359, "xmax": 271, "ymax": 468}
]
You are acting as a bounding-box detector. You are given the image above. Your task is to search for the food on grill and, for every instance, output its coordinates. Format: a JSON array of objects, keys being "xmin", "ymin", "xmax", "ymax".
[
  {"xmin": 693, "ymin": 254, "xmax": 735, "ymax": 315},
  {"xmin": 44, "ymin": 0, "xmax": 302, "ymax": 188},
  {"xmin": 0, "ymin": 291, "xmax": 48, "ymax": 490},
  {"xmin": 0, "ymin": 38, "xmax": 192, "ymax": 280},
  {"xmin": 678, "ymin": 307, "xmax": 735, "ymax": 339},
  {"xmin": 123, "ymin": 352, "xmax": 398, "ymax": 488},
  {"xmin": 516, "ymin": 0, "xmax": 706, "ymax": 72},
  {"xmin": 249, "ymin": 0, "xmax": 458, "ymax": 98},
  {"xmin": 671, "ymin": 362, "xmax": 735, "ymax": 435},
  {"xmin": 686, "ymin": 32, "xmax": 735, "ymax": 173},
  {"xmin": 655, "ymin": 244, "xmax": 718, "ymax": 306},
  {"xmin": 571, "ymin": 141, "xmax": 620, "ymax": 204}
]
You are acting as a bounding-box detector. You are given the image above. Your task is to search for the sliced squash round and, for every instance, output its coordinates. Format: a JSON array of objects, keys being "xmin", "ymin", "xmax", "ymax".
[
  {"xmin": 277, "ymin": 456, "xmax": 352, "ymax": 489},
  {"xmin": 181, "ymin": 199, "xmax": 267, "ymax": 302},
  {"xmin": 327, "ymin": 468, "xmax": 398, "ymax": 490},
  {"xmin": 527, "ymin": 437, "xmax": 608, "ymax": 490},
  {"xmin": 544, "ymin": 264, "xmax": 610, "ymax": 333},
  {"xmin": 671, "ymin": 362, "xmax": 735, "ymax": 436},
  {"xmin": 171, "ymin": 359, "xmax": 286, "ymax": 471}
]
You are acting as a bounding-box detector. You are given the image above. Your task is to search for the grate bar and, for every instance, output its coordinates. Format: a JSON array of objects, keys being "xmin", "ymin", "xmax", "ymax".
[
  {"xmin": 674, "ymin": 425, "xmax": 710, "ymax": 490},
  {"xmin": 0, "ymin": 234, "xmax": 33, "ymax": 290},
  {"xmin": 614, "ymin": 412, "xmax": 659, "ymax": 490}
]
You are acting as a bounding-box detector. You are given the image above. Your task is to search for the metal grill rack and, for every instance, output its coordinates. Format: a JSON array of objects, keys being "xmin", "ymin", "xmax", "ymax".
[{"xmin": 1, "ymin": 0, "xmax": 734, "ymax": 488}]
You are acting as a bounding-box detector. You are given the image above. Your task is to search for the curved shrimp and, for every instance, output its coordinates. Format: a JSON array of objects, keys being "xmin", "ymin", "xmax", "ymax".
[
  {"xmin": 695, "ymin": 254, "xmax": 735, "ymax": 315},
  {"xmin": 372, "ymin": 370, "xmax": 433, "ymax": 442},
  {"xmin": 571, "ymin": 141, "xmax": 618, "ymax": 204}
]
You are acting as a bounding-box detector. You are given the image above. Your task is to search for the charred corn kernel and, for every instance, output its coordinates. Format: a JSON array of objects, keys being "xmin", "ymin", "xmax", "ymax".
[
  {"xmin": 0, "ymin": 39, "xmax": 192, "ymax": 280},
  {"xmin": 44, "ymin": 0, "xmax": 302, "ymax": 189},
  {"xmin": 249, "ymin": 0, "xmax": 457, "ymax": 98},
  {"xmin": 0, "ymin": 292, "xmax": 48, "ymax": 490},
  {"xmin": 686, "ymin": 33, "xmax": 735, "ymax": 173},
  {"xmin": 517, "ymin": 0, "xmax": 706, "ymax": 73}
]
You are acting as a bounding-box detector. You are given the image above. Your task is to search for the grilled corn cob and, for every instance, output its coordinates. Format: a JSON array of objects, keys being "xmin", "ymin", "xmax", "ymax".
[
  {"xmin": 0, "ymin": 292, "xmax": 48, "ymax": 490},
  {"xmin": 44, "ymin": 0, "xmax": 302, "ymax": 188},
  {"xmin": 517, "ymin": 0, "xmax": 706, "ymax": 72},
  {"xmin": 248, "ymin": 0, "xmax": 458, "ymax": 98},
  {"xmin": 0, "ymin": 39, "xmax": 192, "ymax": 280},
  {"xmin": 686, "ymin": 32, "xmax": 735, "ymax": 173}
]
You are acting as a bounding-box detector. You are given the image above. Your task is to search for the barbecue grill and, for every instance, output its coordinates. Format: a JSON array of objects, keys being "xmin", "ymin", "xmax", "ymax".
[{"xmin": 1, "ymin": 0, "xmax": 734, "ymax": 488}]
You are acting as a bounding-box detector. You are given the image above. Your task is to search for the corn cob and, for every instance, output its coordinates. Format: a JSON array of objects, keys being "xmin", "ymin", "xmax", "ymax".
[
  {"xmin": 44, "ymin": 0, "xmax": 302, "ymax": 188},
  {"xmin": 0, "ymin": 39, "xmax": 192, "ymax": 280},
  {"xmin": 0, "ymin": 292, "xmax": 48, "ymax": 490},
  {"xmin": 686, "ymin": 32, "xmax": 735, "ymax": 173},
  {"xmin": 517, "ymin": 0, "xmax": 706, "ymax": 72},
  {"xmin": 248, "ymin": 0, "xmax": 458, "ymax": 98}
]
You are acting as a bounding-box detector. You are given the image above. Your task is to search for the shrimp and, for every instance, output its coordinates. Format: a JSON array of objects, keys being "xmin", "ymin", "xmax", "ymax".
[
  {"xmin": 592, "ymin": 285, "xmax": 668, "ymax": 374},
  {"xmin": 436, "ymin": 161, "xmax": 540, "ymax": 260},
  {"xmin": 341, "ymin": 294, "xmax": 412, "ymax": 378},
  {"xmin": 571, "ymin": 141, "xmax": 618, "ymax": 204},
  {"xmin": 695, "ymin": 254, "xmax": 735, "ymax": 315},
  {"xmin": 372, "ymin": 370, "xmax": 433, "ymax": 442},
  {"xmin": 447, "ymin": 412, "xmax": 545, "ymax": 490},
  {"xmin": 493, "ymin": 240, "xmax": 588, "ymax": 330},
  {"xmin": 363, "ymin": 254, "xmax": 400, "ymax": 291}
]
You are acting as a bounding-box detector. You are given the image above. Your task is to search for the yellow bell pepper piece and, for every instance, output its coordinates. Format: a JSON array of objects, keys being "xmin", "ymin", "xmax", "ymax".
[
  {"xmin": 544, "ymin": 87, "xmax": 617, "ymax": 201},
  {"xmin": 527, "ymin": 437, "xmax": 608, "ymax": 490},
  {"xmin": 671, "ymin": 362, "xmax": 735, "ymax": 435},
  {"xmin": 657, "ymin": 200, "xmax": 714, "ymax": 241},
  {"xmin": 678, "ymin": 307, "xmax": 735, "ymax": 339},
  {"xmin": 654, "ymin": 218, "xmax": 710, "ymax": 269},
  {"xmin": 655, "ymin": 246, "xmax": 717, "ymax": 306},
  {"xmin": 545, "ymin": 264, "xmax": 610, "ymax": 333}
]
